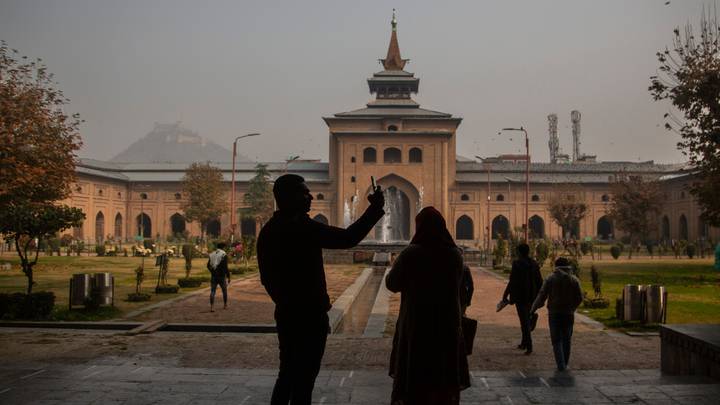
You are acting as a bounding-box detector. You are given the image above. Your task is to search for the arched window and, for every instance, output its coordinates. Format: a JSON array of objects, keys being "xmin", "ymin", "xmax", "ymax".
[
  {"xmin": 98, "ymin": 189, "xmax": 103, "ymax": 197},
  {"xmin": 455, "ymin": 215, "xmax": 474, "ymax": 240},
  {"xmin": 140, "ymin": 192, "xmax": 148, "ymax": 200},
  {"xmin": 680, "ymin": 191, "xmax": 686, "ymax": 199},
  {"xmin": 241, "ymin": 217, "xmax": 256, "ymax": 237},
  {"xmin": 316, "ymin": 193, "xmax": 324, "ymax": 200},
  {"xmin": 492, "ymin": 215, "xmax": 510, "ymax": 239},
  {"xmin": 350, "ymin": 156, "xmax": 356, "ymax": 163},
  {"xmin": 350, "ymin": 176, "xmax": 356, "ymax": 183},
  {"xmin": 529, "ymin": 215, "xmax": 545, "ymax": 239},
  {"xmin": 363, "ymin": 147, "xmax": 377, "ymax": 163},
  {"xmin": 387, "ymin": 125, "xmax": 398, "ymax": 131},
  {"xmin": 496, "ymin": 194, "xmax": 505, "ymax": 202},
  {"xmin": 384, "ymin": 147, "xmax": 402, "ymax": 163},
  {"xmin": 679, "ymin": 214, "xmax": 688, "ymax": 240},
  {"xmin": 313, "ymin": 214, "xmax": 329, "ymax": 225},
  {"xmin": 136, "ymin": 213, "xmax": 151, "ymax": 238},
  {"xmin": 531, "ymin": 194, "xmax": 540, "ymax": 202},
  {"xmin": 597, "ymin": 216, "xmax": 613, "ymax": 240},
  {"xmin": 460, "ymin": 194, "xmax": 470, "ymax": 201},
  {"xmin": 114, "ymin": 213, "xmax": 123, "ymax": 239},
  {"xmin": 601, "ymin": 194, "xmax": 610, "ymax": 202},
  {"xmin": 170, "ymin": 213, "xmax": 186, "ymax": 236},
  {"xmin": 206, "ymin": 219, "xmax": 221, "ymax": 238},
  {"xmin": 95, "ymin": 212, "xmax": 105, "ymax": 243},
  {"xmin": 409, "ymin": 147, "xmax": 422, "ymax": 163},
  {"xmin": 174, "ymin": 193, "xmax": 182, "ymax": 200},
  {"xmin": 117, "ymin": 192, "xmax": 122, "ymax": 198},
  {"xmin": 661, "ymin": 216, "xmax": 670, "ymax": 240}
]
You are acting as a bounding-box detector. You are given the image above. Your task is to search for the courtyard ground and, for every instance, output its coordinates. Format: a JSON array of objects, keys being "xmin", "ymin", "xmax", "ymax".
[
  {"xmin": 1, "ymin": 265, "xmax": 716, "ymax": 404},
  {"xmin": 129, "ymin": 264, "xmax": 364, "ymax": 324}
]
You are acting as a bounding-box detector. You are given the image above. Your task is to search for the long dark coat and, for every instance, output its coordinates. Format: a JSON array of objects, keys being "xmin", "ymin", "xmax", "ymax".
[{"xmin": 386, "ymin": 244, "xmax": 471, "ymax": 403}]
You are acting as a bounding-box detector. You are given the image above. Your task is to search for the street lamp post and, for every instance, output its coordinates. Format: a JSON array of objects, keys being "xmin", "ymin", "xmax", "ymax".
[
  {"xmin": 230, "ymin": 133, "xmax": 260, "ymax": 243},
  {"xmin": 501, "ymin": 127, "xmax": 530, "ymax": 241},
  {"xmin": 475, "ymin": 156, "xmax": 492, "ymax": 259}
]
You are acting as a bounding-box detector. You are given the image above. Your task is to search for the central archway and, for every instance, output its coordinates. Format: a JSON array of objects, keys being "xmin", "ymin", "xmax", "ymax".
[{"xmin": 366, "ymin": 174, "xmax": 420, "ymax": 241}]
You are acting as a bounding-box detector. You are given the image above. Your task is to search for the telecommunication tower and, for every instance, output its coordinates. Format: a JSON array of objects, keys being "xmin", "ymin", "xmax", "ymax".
[
  {"xmin": 571, "ymin": 110, "xmax": 581, "ymax": 162},
  {"xmin": 548, "ymin": 113, "xmax": 559, "ymax": 164}
]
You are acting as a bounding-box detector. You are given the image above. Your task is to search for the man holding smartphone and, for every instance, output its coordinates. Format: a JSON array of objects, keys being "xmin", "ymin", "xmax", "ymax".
[{"xmin": 258, "ymin": 174, "xmax": 385, "ymax": 404}]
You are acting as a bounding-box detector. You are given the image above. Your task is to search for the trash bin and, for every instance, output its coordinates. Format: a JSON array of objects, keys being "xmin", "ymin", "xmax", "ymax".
[
  {"xmin": 643, "ymin": 285, "xmax": 666, "ymax": 324},
  {"xmin": 70, "ymin": 274, "xmax": 92, "ymax": 307},
  {"xmin": 623, "ymin": 285, "xmax": 643, "ymax": 321},
  {"xmin": 92, "ymin": 272, "xmax": 114, "ymax": 306}
]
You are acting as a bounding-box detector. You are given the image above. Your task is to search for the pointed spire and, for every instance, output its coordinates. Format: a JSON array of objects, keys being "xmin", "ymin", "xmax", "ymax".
[{"xmin": 382, "ymin": 9, "xmax": 407, "ymax": 70}]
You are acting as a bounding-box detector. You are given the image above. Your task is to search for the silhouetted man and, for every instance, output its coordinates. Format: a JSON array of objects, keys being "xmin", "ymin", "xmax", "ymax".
[
  {"xmin": 502, "ymin": 243, "xmax": 543, "ymax": 354},
  {"xmin": 258, "ymin": 174, "xmax": 384, "ymax": 404}
]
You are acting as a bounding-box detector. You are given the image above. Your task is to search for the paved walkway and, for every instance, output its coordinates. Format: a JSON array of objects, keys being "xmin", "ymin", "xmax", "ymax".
[
  {"xmin": 0, "ymin": 363, "xmax": 718, "ymax": 404},
  {"xmin": 129, "ymin": 265, "xmax": 363, "ymax": 324}
]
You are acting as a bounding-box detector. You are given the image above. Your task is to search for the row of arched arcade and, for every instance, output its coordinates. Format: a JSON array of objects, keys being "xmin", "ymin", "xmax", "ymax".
[
  {"xmin": 73, "ymin": 211, "xmax": 260, "ymax": 243},
  {"xmin": 453, "ymin": 214, "xmax": 615, "ymax": 241}
]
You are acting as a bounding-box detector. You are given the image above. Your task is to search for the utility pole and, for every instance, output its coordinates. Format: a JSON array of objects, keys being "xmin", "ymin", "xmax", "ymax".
[
  {"xmin": 502, "ymin": 127, "xmax": 530, "ymax": 241},
  {"xmin": 230, "ymin": 133, "xmax": 260, "ymax": 243}
]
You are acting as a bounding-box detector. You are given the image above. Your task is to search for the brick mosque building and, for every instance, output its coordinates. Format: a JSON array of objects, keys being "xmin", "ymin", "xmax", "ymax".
[{"xmin": 65, "ymin": 15, "xmax": 718, "ymax": 246}]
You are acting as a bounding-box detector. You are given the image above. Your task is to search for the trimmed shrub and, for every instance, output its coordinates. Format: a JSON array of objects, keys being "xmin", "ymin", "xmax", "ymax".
[
  {"xmin": 126, "ymin": 293, "xmax": 151, "ymax": 302},
  {"xmin": 583, "ymin": 297, "xmax": 610, "ymax": 309},
  {"xmin": 155, "ymin": 285, "xmax": 180, "ymax": 294},
  {"xmin": 610, "ymin": 245, "xmax": 621, "ymax": 260},
  {"xmin": 686, "ymin": 243, "xmax": 696, "ymax": 259},
  {"xmin": 580, "ymin": 241, "xmax": 593, "ymax": 256},
  {"xmin": 178, "ymin": 278, "xmax": 202, "ymax": 288},
  {"xmin": 0, "ymin": 292, "xmax": 55, "ymax": 319},
  {"xmin": 95, "ymin": 244, "xmax": 106, "ymax": 256},
  {"xmin": 535, "ymin": 241, "xmax": 549, "ymax": 269},
  {"xmin": 143, "ymin": 238, "xmax": 155, "ymax": 250}
]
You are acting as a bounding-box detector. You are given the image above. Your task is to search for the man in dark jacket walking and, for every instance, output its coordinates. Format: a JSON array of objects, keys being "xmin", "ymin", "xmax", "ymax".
[
  {"xmin": 258, "ymin": 174, "xmax": 385, "ymax": 404},
  {"xmin": 530, "ymin": 257, "xmax": 584, "ymax": 371},
  {"xmin": 502, "ymin": 243, "xmax": 543, "ymax": 354}
]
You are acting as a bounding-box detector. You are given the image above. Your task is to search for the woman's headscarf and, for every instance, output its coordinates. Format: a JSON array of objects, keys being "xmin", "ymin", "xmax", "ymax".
[{"xmin": 410, "ymin": 206, "xmax": 457, "ymax": 248}]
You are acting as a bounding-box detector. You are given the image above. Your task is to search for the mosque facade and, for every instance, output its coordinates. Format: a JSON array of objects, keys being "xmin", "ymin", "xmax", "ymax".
[{"xmin": 65, "ymin": 17, "xmax": 719, "ymax": 246}]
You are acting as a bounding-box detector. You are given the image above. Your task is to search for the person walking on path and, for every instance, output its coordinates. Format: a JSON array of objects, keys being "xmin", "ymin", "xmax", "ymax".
[
  {"xmin": 386, "ymin": 206, "xmax": 471, "ymax": 405},
  {"xmin": 502, "ymin": 243, "xmax": 543, "ymax": 354},
  {"xmin": 207, "ymin": 242, "xmax": 230, "ymax": 312},
  {"xmin": 258, "ymin": 174, "xmax": 385, "ymax": 405},
  {"xmin": 530, "ymin": 257, "xmax": 584, "ymax": 371}
]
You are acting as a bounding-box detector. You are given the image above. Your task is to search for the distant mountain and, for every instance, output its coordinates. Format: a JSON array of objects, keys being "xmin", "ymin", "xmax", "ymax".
[{"xmin": 110, "ymin": 122, "xmax": 252, "ymax": 163}]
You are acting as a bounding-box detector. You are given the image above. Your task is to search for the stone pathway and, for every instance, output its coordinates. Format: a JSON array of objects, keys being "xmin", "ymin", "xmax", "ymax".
[
  {"xmin": 386, "ymin": 267, "xmax": 661, "ymax": 370},
  {"xmin": 0, "ymin": 363, "xmax": 717, "ymax": 404},
  {"xmin": 129, "ymin": 265, "xmax": 363, "ymax": 324}
]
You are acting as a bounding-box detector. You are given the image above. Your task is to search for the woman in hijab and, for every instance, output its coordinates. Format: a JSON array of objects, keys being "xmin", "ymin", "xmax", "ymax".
[{"xmin": 386, "ymin": 206, "xmax": 471, "ymax": 405}]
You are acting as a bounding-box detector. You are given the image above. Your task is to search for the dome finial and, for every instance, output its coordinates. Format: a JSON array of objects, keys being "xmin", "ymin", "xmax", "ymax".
[{"xmin": 391, "ymin": 8, "xmax": 397, "ymax": 31}]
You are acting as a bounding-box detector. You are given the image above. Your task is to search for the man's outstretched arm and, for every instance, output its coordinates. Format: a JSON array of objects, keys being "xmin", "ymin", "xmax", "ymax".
[{"xmin": 316, "ymin": 204, "xmax": 385, "ymax": 249}]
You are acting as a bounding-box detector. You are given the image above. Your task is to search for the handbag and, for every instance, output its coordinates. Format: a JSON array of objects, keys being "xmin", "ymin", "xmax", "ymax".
[
  {"xmin": 461, "ymin": 316, "xmax": 477, "ymax": 355},
  {"xmin": 529, "ymin": 312, "xmax": 539, "ymax": 332}
]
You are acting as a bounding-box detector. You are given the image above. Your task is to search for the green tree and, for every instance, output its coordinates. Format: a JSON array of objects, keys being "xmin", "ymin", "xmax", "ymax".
[
  {"xmin": 0, "ymin": 43, "xmax": 85, "ymax": 294},
  {"xmin": 180, "ymin": 162, "xmax": 227, "ymax": 241},
  {"xmin": 650, "ymin": 9, "xmax": 720, "ymax": 226},
  {"xmin": 607, "ymin": 176, "xmax": 663, "ymax": 259},
  {"xmin": 242, "ymin": 163, "xmax": 274, "ymax": 228},
  {"xmin": 547, "ymin": 189, "xmax": 587, "ymax": 240}
]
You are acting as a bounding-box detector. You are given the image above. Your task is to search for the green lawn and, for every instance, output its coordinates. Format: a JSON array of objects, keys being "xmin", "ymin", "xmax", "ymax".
[
  {"xmin": 572, "ymin": 258, "xmax": 720, "ymax": 328},
  {"xmin": 491, "ymin": 257, "xmax": 719, "ymax": 330},
  {"xmin": 0, "ymin": 254, "xmax": 257, "ymax": 320}
]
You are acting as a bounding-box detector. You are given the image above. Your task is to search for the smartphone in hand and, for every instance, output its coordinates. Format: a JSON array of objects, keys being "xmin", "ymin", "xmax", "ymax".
[{"xmin": 371, "ymin": 176, "xmax": 377, "ymax": 191}]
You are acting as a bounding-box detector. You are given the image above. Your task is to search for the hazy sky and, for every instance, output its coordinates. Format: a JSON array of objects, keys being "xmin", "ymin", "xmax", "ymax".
[{"xmin": 0, "ymin": 0, "xmax": 707, "ymax": 163}]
